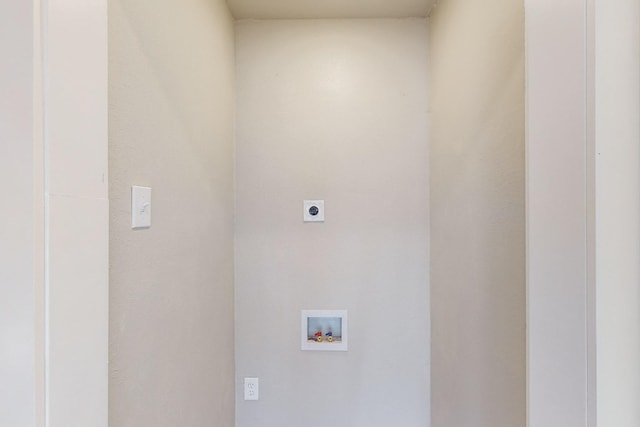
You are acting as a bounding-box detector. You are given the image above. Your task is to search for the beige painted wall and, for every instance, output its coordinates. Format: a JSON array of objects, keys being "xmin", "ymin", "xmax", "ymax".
[
  {"xmin": 429, "ymin": 1, "xmax": 525, "ymax": 426},
  {"xmin": 108, "ymin": 0, "xmax": 235, "ymax": 425},
  {"xmin": 235, "ymin": 19, "xmax": 430, "ymax": 427}
]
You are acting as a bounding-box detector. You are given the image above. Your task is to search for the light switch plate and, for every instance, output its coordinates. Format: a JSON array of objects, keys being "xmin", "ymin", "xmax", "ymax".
[
  {"xmin": 303, "ymin": 200, "xmax": 325, "ymax": 222},
  {"xmin": 131, "ymin": 186, "xmax": 152, "ymax": 229}
]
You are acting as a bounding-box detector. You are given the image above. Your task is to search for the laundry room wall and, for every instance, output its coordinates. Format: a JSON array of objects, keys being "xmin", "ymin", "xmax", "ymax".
[
  {"xmin": 429, "ymin": 0, "xmax": 526, "ymax": 425},
  {"xmin": 235, "ymin": 18, "xmax": 430, "ymax": 427},
  {"xmin": 108, "ymin": 0, "xmax": 236, "ymax": 425}
]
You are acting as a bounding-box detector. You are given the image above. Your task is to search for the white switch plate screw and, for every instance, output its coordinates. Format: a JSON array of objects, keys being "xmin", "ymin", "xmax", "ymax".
[
  {"xmin": 244, "ymin": 377, "xmax": 259, "ymax": 401},
  {"xmin": 131, "ymin": 186, "xmax": 152, "ymax": 229},
  {"xmin": 303, "ymin": 200, "xmax": 325, "ymax": 222}
]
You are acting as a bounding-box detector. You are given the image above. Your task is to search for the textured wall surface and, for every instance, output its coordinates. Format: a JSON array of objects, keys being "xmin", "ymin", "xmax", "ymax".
[
  {"xmin": 429, "ymin": 1, "xmax": 526, "ymax": 426},
  {"xmin": 235, "ymin": 18, "xmax": 430, "ymax": 427},
  {"xmin": 108, "ymin": 0, "xmax": 235, "ymax": 425}
]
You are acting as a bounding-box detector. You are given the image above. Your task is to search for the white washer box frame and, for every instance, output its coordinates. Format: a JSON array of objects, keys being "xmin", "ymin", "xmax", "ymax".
[{"xmin": 301, "ymin": 310, "xmax": 348, "ymax": 351}]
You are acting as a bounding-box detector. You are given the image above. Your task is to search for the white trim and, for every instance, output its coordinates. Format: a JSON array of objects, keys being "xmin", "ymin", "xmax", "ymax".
[
  {"xmin": 40, "ymin": 0, "xmax": 109, "ymax": 425},
  {"xmin": 525, "ymin": 0, "xmax": 596, "ymax": 425},
  {"xmin": 585, "ymin": 0, "xmax": 597, "ymax": 425},
  {"xmin": 33, "ymin": 0, "xmax": 46, "ymax": 425}
]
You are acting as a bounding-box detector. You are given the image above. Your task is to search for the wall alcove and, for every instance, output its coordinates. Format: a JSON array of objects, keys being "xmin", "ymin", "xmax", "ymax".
[{"xmin": 3, "ymin": 0, "xmax": 637, "ymax": 426}]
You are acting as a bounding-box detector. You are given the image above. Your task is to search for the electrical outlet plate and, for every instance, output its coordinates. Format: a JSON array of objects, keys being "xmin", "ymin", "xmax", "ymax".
[
  {"xmin": 244, "ymin": 377, "xmax": 259, "ymax": 401},
  {"xmin": 303, "ymin": 200, "xmax": 324, "ymax": 222}
]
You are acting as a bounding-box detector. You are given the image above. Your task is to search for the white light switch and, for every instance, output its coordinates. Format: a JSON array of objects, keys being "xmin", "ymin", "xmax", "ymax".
[{"xmin": 131, "ymin": 186, "xmax": 152, "ymax": 229}]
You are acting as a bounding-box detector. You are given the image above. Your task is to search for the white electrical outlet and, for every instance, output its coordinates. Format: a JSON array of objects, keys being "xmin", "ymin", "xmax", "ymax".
[{"xmin": 244, "ymin": 377, "xmax": 259, "ymax": 401}]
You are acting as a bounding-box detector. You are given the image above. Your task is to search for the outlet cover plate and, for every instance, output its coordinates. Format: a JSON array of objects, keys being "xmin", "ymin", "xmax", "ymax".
[{"xmin": 244, "ymin": 377, "xmax": 259, "ymax": 401}]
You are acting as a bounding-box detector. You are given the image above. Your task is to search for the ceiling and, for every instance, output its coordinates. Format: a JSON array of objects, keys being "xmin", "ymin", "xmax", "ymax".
[{"xmin": 226, "ymin": 0, "xmax": 436, "ymax": 20}]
